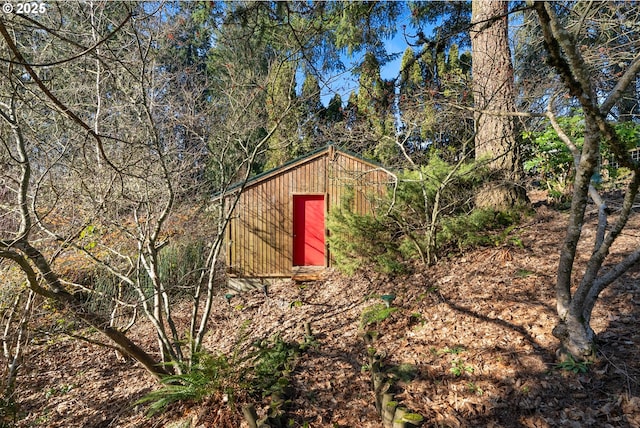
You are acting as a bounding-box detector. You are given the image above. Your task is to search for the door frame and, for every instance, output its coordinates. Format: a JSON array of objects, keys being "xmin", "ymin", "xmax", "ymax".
[{"xmin": 291, "ymin": 193, "xmax": 328, "ymax": 267}]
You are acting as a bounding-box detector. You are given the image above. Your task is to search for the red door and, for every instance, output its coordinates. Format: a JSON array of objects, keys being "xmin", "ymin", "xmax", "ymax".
[{"xmin": 292, "ymin": 195, "xmax": 325, "ymax": 266}]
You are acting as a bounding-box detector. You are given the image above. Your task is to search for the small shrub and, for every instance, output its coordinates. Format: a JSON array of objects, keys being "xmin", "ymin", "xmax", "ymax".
[
  {"xmin": 440, "ymin": 208, "xmax": 522, "ymax": 252},
  {"xmin": 137, "ymin": 239, "xmax": 208, "ymax": 299},
  {"xmin": 450, "ymin": 359, "xmax": 474, "ymax": 377},
  {"xmin": 327, "ymin": 197, "xmax": 405, "ymax": 275},
  {"xmin": 327, "ymin": 151, "xmax": 526, "ymax": 271},
  {"xmin": 523, "ymin": 110, "xmax": 640, "ymax": 202},
  {"xmin": 138, "ymin": 330, "xmax": 308, "ymax": 417},
  {"xmin": 136, "ymin": 352, "xmax": 239, "ymax": 416},
  {"xmin": 360, "ymin": 303, "xmax": 398, "ymax": 329},
  {"xmin": 0, "ymin": 395, "xmax": 18, "ymax": 428},
  {"xmin": 250, "ymin": 335, "xmax": 300, "ymax": 396},
  {"xmin": 437, "ymin": 346, "xmax": 466, "ymax": 355},
  {"xmin": 555, "ymin": 355, "xmax": 591, "ymax": 373},
  {"xmin": 467, "ymin": 382, "xmax": 484, "ymax": 396}
]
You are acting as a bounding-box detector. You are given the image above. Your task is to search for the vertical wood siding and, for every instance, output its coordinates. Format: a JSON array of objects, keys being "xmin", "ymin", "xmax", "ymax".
[{"xmin": 225, "ymin": 149, "xmax": 392, "ymax": 277}]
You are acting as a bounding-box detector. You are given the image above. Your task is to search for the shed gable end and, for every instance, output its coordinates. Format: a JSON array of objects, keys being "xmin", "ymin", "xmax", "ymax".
[{"xmin": 224, "ymin": 147, "xmax": 392, "ymax": 277}]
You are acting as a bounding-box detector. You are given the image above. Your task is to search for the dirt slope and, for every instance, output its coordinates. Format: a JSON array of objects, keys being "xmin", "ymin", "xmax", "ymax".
[{"xmin": 13, "ymin": 200, "xmax": 640, "ymax": 428}]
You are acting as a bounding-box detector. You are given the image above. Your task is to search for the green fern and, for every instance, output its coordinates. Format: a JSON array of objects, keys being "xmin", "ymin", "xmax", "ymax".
[
  {"xmin": 249, "ymin": 335, "xmax": 300, "ymax": 396},
  {"xmin": 137, "ymin": 335, "xmax": 303, "ymax": 416},
  {"xmin": 136, "ymin": 352, "xmax": 236, "ymax": 416}
]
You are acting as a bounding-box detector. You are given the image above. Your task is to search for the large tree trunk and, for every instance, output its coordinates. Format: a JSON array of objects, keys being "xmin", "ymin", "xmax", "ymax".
[{"xmin": 471, "ymin": 0, "xmax": 527, "ymax": 209}]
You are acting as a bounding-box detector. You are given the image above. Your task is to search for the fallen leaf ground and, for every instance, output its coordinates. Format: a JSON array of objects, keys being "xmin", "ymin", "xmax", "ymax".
[{"xmin": 13, "ymin": 194, "xmax": 640, "ymax": 427}]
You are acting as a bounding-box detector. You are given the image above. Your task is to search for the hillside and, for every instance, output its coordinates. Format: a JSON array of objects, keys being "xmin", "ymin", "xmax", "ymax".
[{"xmin": 13, "ymin": 198, "xmax": 640, "ymax": 428}]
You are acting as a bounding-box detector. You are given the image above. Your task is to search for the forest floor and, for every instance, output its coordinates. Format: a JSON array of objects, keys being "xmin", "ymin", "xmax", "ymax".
[{"xmin": 13, "ymin": 191, "xmax": 640, "ymax": 428}]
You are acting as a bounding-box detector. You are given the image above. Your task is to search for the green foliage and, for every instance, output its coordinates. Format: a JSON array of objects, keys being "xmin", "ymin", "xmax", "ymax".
[
  {"xmin": 136, "ymin": 352, "xmax": 238, "ymax": 416},
  {"xmin": 434, "ymin": 345, "xmax": 478, "ymax": 386},
  {"xmin": 87, "ymin": 239, "xmax": 208, "ymax": 318},
  {"xmin": 614, "ymin": 121, "xmax": 640, "ymax": 151},
  {"xmin": 392, "ymin": 151, "xmax": 483, "ymax": 218},
  {"xmin": 250, "ymin": 335, "xmax": 300, "ymax": 396},
  {"xmin": 360, "ymin": 303, "xmax": 398, "ymax": 329},
  {"xmin": 139, "ymin": 239, "xmax": 208, "ymax": 299},
  {"xmin": 439, "ymin": 208, "xmax": 522, "ymax": 252},
  {"xmin": 449, "ymin": 359, "xmax": 474, "ymax": 377},
  {"xmin": 467, "ymin": 382, "xmax": 484, "ymax": 396},
  {"xmin": 137, "ymin": 333, "xmax": 302, "ymax": 416},
  {"xmin": 44, "ymin": 383, "xmax": 75, "ymax": 399},
  {"xmin": 555, "ymin": 355, "xmax": 591, "ymax": 374},
  {"xmin": 330, "ymin": 2, "xmax": 400, "ymax": 55},
  {"xmin": 265, "ymin": 59, "xmax": 301, "ymax": 169},
  {"xmin": 79, "ymin": 224, "xmax": 98, "ymax": 250},
  {"xmin": 437, "ymin": 346, "xmax": 466, "ymax": 355},
  {"xmin": 389, "ymin": 152, "xmax": 500, "ymax": 261},
  {"xmin": 516, "ymin": 269, "xmax": 535, "ymax": 278},
  {"xmin": 328, "ymin": 151, "xmax": 523, "ymax": 273},
  {"xmin": 523, "ymin": 113, "xmax": 582, "ymax": 202},
  {"xmin": 0, "ymin": 395, "xmax": 18, "ymax": 428},
  {"xmin": 398, "ymin": 39, "xmax": 473, "ymax": 158},
  {"xmin": 327, "ymin": 192, "xmax": 406, "ymax": 275},
  {"xmin": 524, "ymin": 111, "xmax": 640, "ymax": 202}
]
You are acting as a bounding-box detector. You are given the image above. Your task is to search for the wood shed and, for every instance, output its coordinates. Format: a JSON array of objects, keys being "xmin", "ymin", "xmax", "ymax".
[{"xmin": 221, "ymin": 145, "xmax": 394, "ymax": 279}]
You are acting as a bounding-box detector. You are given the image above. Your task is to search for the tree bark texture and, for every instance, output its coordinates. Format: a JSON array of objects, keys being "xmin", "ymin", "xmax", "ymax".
[{"xmin": 471, "ymin": 0, "xmax": 526, "ymax": 209}]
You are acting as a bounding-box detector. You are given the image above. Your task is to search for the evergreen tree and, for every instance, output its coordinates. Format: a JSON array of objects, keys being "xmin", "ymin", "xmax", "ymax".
[
  {"xmin": 356, "ymin": 52, "xmax": 396, "ymax": 163},
  {"xmin": 265, "ymin": 60, "xmax": 300, "ymax": 169},
  {"xmin": 397, "ymin": 44, "xmax": 473, "ymax": 163},
  {"xmin": 345, "ymin": 90, "xmax": 360, "ymax": 130},
  {"xmin": 330, "ymin": 1, "xmax": 401, "ymax": 57},
  {"xmin": 300, "ymin": 72, "xmax": 326, "ymax": 149},
  {"xmin": 398, "ymin": 47, "xmax": 431, "ymax": 151},
  {"xmin": 409, "ymin": 1, "xmax": 472, "ymax": 51},
  {"xmin": 325, "ymin": 93, "xmax": 344, "ymax": 126},
  {"xmin": 400, "ymin": 47, "xmax": 423, "ymax": 95},
  {"xmin": 471, "ymin": 0, "xmax": 527, "ymax": 209}
]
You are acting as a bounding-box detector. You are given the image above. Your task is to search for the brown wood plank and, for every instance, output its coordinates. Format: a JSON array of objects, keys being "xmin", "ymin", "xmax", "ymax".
[{"xmin": 291, "ymin": 266, "xmax": 325, "ymax": 282}]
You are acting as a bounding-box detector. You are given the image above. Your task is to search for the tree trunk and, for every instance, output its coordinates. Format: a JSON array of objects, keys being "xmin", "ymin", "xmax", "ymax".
[
  {"xmin": 471, "ymin": 0, "xmax": 527, "ymax": 209},
  {"xmin": 2, "ymin": 244, "xmax": 168, "ymax": 380},
  {"xmin": 534, "ymin": 1, "xmax": 640, "ymax": 362},
  {"xmin": 552, "ymin": 313, "xmax": 596, "ymax": 361}
]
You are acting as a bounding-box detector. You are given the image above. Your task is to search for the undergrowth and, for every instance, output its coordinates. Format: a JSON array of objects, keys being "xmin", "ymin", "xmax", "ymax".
[
  {"xmin": 360, "ymin": 303, "xmax": 398, "ymax": 329},
  {"xmin": 439, "ymin": 208, "xmax": 524, "ymax": 252},
  {"xmin": 137, "ymin": 334, "xmax": 302, "ymax": 416},
  {"xmin": 328, "ymin": 150, "xmax": 527, "ymax": 274},
  {"xmin": 0, "ymin": 395, "xmax": 17, "ymax": 428},
  {"xmin": 136, "ymin": 352, "xmax": 238, "ymax": 416}
]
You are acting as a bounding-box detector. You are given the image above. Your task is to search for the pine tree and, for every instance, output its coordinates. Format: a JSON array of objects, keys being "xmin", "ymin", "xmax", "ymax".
[{"xmin": 397, "ymin": 44, "xmax": 472, "ymax": 162}]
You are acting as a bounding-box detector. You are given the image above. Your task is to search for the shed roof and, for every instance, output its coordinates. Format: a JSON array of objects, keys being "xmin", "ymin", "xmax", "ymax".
[{"xmin": 217, "ymin": 144, "xmax": 393, "ymax": 198}]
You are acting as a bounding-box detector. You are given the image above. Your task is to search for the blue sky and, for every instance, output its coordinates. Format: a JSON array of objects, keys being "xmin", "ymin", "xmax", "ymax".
[{"xmin": 318, "ymin": 10, "xmax": 420, "ymax": 106}]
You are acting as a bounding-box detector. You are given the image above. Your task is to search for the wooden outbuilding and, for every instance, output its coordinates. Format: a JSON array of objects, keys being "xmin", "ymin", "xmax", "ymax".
[{"xmin": 220, "ymin": 145, "xmax": 394, "ymax": 279}]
